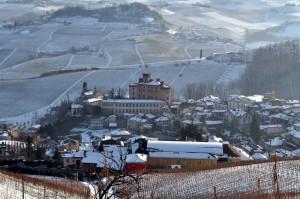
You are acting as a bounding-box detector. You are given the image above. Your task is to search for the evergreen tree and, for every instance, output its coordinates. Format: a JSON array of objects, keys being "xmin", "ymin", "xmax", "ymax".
[
  {"xmin": 26, "ymin": 135, "xmax": 33, "ymax": 160},
  {"xmin": 250, "ymin": 115, "xmax": 261, "ymax": 143},
  {"xmin": 180, "ymin": 124, "xmax": 205, "ymax": 141},
  {"xmin": 52, "ymin": 148, "xmax": 62, "ymax": 163},
  {"xmin": 35, "ymin": 145, "xmax": 45, "ymax": 160}
]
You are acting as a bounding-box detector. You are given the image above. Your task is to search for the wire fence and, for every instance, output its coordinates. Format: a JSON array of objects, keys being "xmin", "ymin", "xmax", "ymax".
[
  {"xmin": 133, "ymin": 159, "xmax": 300, "ymax": 199},
  {"xmin": 0, "ymin": 171, "xmax": 90, "ymax": 199}
]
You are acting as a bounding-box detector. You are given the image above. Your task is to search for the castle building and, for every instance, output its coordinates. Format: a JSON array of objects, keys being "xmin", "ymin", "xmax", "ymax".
[
  {"xmin": 129, "ymin": 73, "xmax": 171, "ymax": 104},
  {"xmin": 100, "ymin": 99, "xmax": 166, "ymax": 116}
]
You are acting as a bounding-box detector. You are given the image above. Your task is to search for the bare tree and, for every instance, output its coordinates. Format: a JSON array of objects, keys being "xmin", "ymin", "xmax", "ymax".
[{"xmin": 84, "ymin": 149, "xmax": 149, "ymax": 199}]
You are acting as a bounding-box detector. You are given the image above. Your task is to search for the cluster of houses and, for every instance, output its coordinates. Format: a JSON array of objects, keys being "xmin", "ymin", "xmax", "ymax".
[
  {"xmin": 61, "ymin": 135, "xmax": 241, "ymax": 175},
  {"xmin": 2, "ymin": 74, "xmax": 300, "ymax": 175},
  {"xmin": 67, "ymin": 74, "xmax": 300, "ymax": 165}
]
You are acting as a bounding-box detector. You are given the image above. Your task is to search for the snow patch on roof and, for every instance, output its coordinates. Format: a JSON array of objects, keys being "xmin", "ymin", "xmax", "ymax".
[{"xmin": 147, "ymin": 141, "xmax": 223, "ymax": 155}]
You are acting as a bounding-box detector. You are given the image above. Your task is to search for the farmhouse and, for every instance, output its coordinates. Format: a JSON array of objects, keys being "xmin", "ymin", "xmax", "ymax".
[
  {"xmin": 224, "ymin": 109, "xmax": 252, "ymax": 134},
  {"xmin": 129, "ymin": 73, "xmax": 171, "ymax": 104},
  {"xmin": 260, "ymin": 124, "xmax": 284, "ymax": 137},
  {"xmin": 62, "ymin": 150, "xmax": 85, "ymax": 169},
  {"xmin": 285, "ymin": 130, "xmax": 300, "ymax": 149}
]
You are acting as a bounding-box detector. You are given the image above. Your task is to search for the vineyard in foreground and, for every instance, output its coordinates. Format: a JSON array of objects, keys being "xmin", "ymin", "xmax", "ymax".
[
  {"xmin": 1, "ymin": 159, "xmax": 300, "ymax": 198},
  {"xmin": 133, "ymin": 159, "xmax": 300, "ymax": 199},
  {"xmin": 0, "ymin": 171, "xmax": 90, "ymax": 199}
]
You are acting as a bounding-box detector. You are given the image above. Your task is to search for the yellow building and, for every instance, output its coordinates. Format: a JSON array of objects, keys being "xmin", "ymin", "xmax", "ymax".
[
  {"xmin": 10, "ymin": 130, "xmax": 20, "ymax": 139},
  {"xmin": 146, "ymin": 141, "xmax": 240, "ymax": 169},
  {"xmin": 61, "ymin": 139, "xmax": 79, "ymax": 151},
  {"xmin": 147, "ymin": 152, "xmax": 218, "ymax": 169},
  {"xmin": 129, "ymin": 73, "xmax": 171, "ymax": 104}
]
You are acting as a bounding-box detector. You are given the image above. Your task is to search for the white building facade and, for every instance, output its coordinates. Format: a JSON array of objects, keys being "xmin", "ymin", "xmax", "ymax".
[{"xmin": 100, "ymin": 99, "xmax": 167, "ymax": 116}]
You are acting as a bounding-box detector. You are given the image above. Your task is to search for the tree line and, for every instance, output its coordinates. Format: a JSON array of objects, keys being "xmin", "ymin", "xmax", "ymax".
[
  {"xmin": 241, "ymin": 40, "xmax": 300, "ymax": 99},
  {"xmin": 182, "ymin": 40, "xmax": 300, "ymax": 100},
  {"xmin": 51, "ymin": 3, "xmax": 163, "ymax": 23},
  {"xmin": 181, "ymin": 81, "xmax": 240, "ymax": 100}
]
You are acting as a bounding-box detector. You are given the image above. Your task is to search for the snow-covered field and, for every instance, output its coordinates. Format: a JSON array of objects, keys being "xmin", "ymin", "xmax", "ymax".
[
  {"xmin": 0, "ymin": 0, "xmax": 299, "ymax": 124},
  {"xmin": 0, "ymin": 71, "xmax": 91, "ymax": 123},
  {"xmin": 0, "ymin": 59, "xmax": 239, "ymax": 124}
]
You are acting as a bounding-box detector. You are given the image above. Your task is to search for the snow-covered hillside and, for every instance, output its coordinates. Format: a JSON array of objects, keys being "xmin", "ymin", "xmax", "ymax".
[
  {"xmin": 1, "ymin": 0, "xmax": 299, "ymax": 123},
  {"xmin": 0, "ymin": 172, "xmax": 90, "ymax": 199},
  {"xmin": 133, "ymin": 159, "xmax": 300, "ymax": 198}
]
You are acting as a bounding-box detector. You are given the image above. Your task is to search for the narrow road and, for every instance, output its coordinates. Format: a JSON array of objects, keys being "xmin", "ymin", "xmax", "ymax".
[
  {"xmin": 184, "ymin": 43, "xmax": 194, "ymax": 58},
  {"xmin": 62, "ymin": 54, "xmax": 75, "ymax": 70},
  {"xmin": 169, "ymin": 65, "xmax": 187, "ymax": 86},
  {"xmin": 0, "ymin": 49, "xmax": 17, "ymax": 66},
  {"xmin": 224, "ymin": 43, "xmax": 228, "ymax": 53},
  {"xmin": 36, "ymin": 29, "xmax": 57, "ymax": 55},
  {"xmin": 106, "ymin": 53, "xmax": 112, "ymax": 67},
  {"xmin": 50, "ymin": 71, "xmax": 96, "ymax": 107},
  {"xmin": 120, "ymin": 67, "xmax": 142, "ymax": 89},
  {"xmin": 135, "ymin": 43, "xmax": 144, "ymax": 65},
  {"xmin": 106, "ymin": 31, "xmax": 114, "ymax": 40}
]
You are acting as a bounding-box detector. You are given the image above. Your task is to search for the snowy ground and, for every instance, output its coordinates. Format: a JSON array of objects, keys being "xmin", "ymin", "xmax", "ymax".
[
  {"xmin": 0, "ymin": 0, "xmax": 299, "ymax": 125},
  {"xmin": 134, "ymin": 159, "xmax": 300, "ymax": 198},
  {"xmin": 0, "ymin": 173, "xmax": 91, "ymax": 199}
]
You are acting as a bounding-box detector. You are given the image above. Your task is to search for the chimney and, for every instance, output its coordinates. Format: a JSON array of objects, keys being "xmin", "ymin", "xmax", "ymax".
[
  {"xmin": 83, "ymin": 82, "xmax": 87, "ymax": 92},
  {"xmin": 160, "ymin": 81, "xmax": 164, "ymax": 87},
  {"xmin": 143, "ymin": 73, "xmax": 151, "ymax": 82}
]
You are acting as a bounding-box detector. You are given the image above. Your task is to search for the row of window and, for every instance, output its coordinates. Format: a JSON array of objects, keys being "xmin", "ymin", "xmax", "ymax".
[
  {"xmin": 115, "ymin": 103, "xmax": 161, "ymax": 107},
  {"xmin": 115, "ymin": 109, "xmax": 159, "ymax": 114},
  {"xmin": 154, "ymin": 158, "xmax": 204, "ymax": 165}
]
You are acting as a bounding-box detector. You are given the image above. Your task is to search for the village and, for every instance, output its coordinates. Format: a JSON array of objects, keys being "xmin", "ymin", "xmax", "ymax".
[{"xmin": 0, "ymin": 72, "xmax": 300, "ymax": 179}]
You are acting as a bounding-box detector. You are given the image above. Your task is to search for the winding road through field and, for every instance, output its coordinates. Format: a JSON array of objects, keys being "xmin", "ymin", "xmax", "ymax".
[{"xmin": 36, "ymin": 29, "xmax": 57, "ymax": 55}]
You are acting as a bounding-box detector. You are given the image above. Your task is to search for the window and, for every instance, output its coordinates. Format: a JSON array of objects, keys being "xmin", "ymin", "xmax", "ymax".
[{"xmin": 197, "ymin": 160, "xmax": 202, "ymax": 165}]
